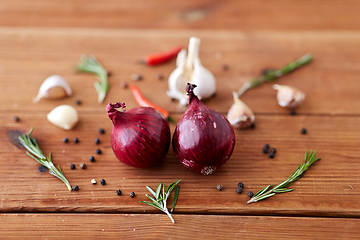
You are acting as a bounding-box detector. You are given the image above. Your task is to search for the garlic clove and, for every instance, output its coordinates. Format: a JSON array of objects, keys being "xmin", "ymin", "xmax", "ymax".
[
  {"xmin": 167, "ymin": 37, "xmax": 216, "ymax": 105},
  {"xmin": 191, "ymin": 63, "xmax": 216, "ymax": 100},
  {"xmin": 273, "ymin": 84, "xmax": 305, "ymax": 109},
  {"xmin": 33, "ymin": 75, "xmax": 72, "ymax": 103},
  {"xmin": 227, "ymin": 92, "xmax": 255, "ymax": 129},
  {"xmin": 47, "ymin": 105, "xmax": 79, "ymax": 130},
  {"xmin": 176, "ymin": 49, "xmax": 187, "ymax": 67}
]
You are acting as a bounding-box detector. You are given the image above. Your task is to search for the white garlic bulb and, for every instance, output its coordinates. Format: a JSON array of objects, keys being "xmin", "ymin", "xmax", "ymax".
[
  {"xmin": 47, "ymin": 105, "xmax": 79, "ymax": 130},
  {"xmin": 167, "ymin": 37, "xmax": 216, "ymax": 105},
  {"xmin": 227, "ymin": 92, "xmax": 255, "ymax": 129},
  {"xmin": 273, "ymin": 84, "xmax": 305, "ymax": 109},
  {"xmin": 33, "ymin": 75, "xmax": 72, "ymax": 103}
]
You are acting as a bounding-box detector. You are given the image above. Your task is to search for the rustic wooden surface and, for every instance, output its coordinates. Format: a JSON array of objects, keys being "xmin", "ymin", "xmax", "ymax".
[
  {"xmin": 1, "ymin": 214, "xmax": 360, "ymax": 239},
  {"xmin": 1, "ymin": 1, "xmax": 360, "ymax": 239}
]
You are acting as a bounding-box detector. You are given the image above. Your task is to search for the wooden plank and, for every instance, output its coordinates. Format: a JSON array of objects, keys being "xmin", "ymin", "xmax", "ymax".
[
  {"xmin": 0, "ymin": 28, "xmax": 360, "ymax": 115},
  {"xmin": 1, "ymin": 214, "xmax": 360, "ymax": 239},
  {"xmin": 0, "ymin": 0, "xmax": 359, "ymax": 31},
  {"xmin": 1, "ymin": 113, "xmax": 360, "ymax": 217}
]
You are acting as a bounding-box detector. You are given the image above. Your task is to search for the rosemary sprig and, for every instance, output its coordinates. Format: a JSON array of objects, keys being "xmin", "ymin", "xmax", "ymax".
[
  {"xmin": 75, "ymin": 54, "xmax": 109, "ymax": 103},
  {"xmin": 247, "ymin": 150, "xmax": 320, "ymax": 204},
  {"xmin": 237, "ymin": 53, "xmax": 312, "ymax": 97},
  {"xmin": 140, "ymin": 179, "xmax": 181, "ymax": 223},
  {"xmin": 18, "ymin": 128, "xmax": 72, "ymax": 191}
]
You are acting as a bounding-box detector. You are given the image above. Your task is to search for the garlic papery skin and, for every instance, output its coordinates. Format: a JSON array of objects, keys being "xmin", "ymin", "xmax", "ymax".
[
  {"xmin": 47, "ymin": 105, "xmax": 79, "ymax": 130},
  {"xmin": 33, "ymin": 75, "xmax": 72, "ymax": 103},
  {"xmin": 273, "ymin": 84, "xmax": 305, "ymax": 109},
  {"xmin": 167, "ymin": 37, "xmax": 216, "ymax": 106},
  {"xmin": 227, "ymin": 92, "xmax": 255, "ymax": 129}
]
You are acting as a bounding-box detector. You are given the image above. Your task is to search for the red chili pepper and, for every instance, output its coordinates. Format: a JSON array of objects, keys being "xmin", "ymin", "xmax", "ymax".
[
  {"xmin": 142, "ymin": 45, "xmax": 183, "ymax": 66},
  {"xmin": 129, "ymin": 84, "xmax": 174, "ymax": 122}
]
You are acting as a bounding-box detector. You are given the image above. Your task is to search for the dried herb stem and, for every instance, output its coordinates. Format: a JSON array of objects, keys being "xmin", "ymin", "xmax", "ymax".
[
  {"xmin": 237, "ymin": 53, "xmax": 312, "ymax": 97},
  {"xmin": 18, "ymin": 128, "xmax": 72, "ymax": 191},
  {"xmin": 247, "ymin": 150, "xmax": 320, "ymax": 204},
  {"xmin": 140, "ymin": 180, "xmax": 181, "ymax": 223},
  {"xmin": 75, "ymin": 54, "xmax": 109, "ymax": 103}
]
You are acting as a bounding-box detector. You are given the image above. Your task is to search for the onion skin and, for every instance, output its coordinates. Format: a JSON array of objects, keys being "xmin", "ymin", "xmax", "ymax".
[
  {"xmin": 172, "ymin": 84, "xmax": 236, "ymax": 175},
  {"xmin": 107, "ymin": 102, "xmax": 171, "ymax": 168}
]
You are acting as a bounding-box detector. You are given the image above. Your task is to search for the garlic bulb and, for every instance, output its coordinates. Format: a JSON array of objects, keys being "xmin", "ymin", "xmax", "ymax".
[
  {"xmin": 47, "ymin": 105, "xmax": 79, "ymax": 130},
  {"xmin": 167, "ymin": 37, "xmax": 216, "ymax": 105},
  {"xmin": 227, "ymin": 92, "xmax": 255, "ymax": 129},
  {"xmin": 273, "ymin": 84, "xmax": 305, "ymax": 109},
  {"xmin": 33, "ymin": 75, "xmax": 72, "ymax": 103}
]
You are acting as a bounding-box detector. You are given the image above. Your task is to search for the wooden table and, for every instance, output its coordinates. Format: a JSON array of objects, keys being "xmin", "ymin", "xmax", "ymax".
[{"xmin": 1, "ymin": 1, "xmax": 360, "ymax": 239}]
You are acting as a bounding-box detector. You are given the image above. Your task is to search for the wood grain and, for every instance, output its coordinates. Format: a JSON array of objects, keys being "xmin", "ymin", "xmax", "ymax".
[
  {"xmin": 1, "ymin": 112, "xmax": 360, "ymax": 217},
  {"xmin": 0, "ymin": 0, "xmax": 359, "ymax": 31},
  {"xmin": 1, "ymin": 214, "xmax": 360, "ymax": 239},
  {"xmin": 0, "ymin": 28, "xmax": 360, "ymax": 115}
]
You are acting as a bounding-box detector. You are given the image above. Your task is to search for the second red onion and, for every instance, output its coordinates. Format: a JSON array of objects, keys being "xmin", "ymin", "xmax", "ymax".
[{"xmin": 172, "ymin": 84, "xmax": 236, "ymax": 175}]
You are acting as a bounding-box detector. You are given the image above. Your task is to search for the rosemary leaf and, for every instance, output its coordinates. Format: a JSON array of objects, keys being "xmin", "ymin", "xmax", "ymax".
[
  {"xmin": 247, "ymin": 150, "xmax": 320, "ymax": 204},
  {"xmin": 171, "ymin": 186, "xmax": 180, "ymax": 213},
  {"xmin": 254, "ymin": 184, "xmax": 273, "ymax": 197},
  {"xmin": 146, "ymin": 186, "xmax": 156, "ymax": 197},
  {"xmin": 156, "ymin": 183, "xmax": 162, "ymax": 200},
  {"xmin": 146, "ymin": 194, "xmax": 158, "ymax": 203},
  {"xmin": 272, "ymin": 188, "xmax": 294, "ymax": 193},
  {"xmin": 167, "ymin": 179, "xmax": 182, "ymax": 193},
  {"xmin": 18, "ymin": 128, "xmax": 72, "ymax": 191},
  {"xmin": 140, "ymin": 201, "xmax": 164, "ymax": 212}
]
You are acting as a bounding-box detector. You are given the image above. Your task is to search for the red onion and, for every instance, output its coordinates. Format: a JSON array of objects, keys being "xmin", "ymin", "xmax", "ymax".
[
  {"xmin": 107, "ymin": 102, "xmax": 171, "ymax": 168},
  {"xmin": 172, "ymin": 84, "xmax": 236, "ymax": 175}
]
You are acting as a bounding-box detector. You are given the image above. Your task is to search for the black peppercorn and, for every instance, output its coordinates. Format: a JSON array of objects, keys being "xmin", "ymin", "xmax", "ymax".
[
  {"xmin": 263, "ymin": 148, "xmax": 269, "ymax": 154},
  {"xmin": 301, "ymin": 128, "xmax": 307, "ymax": 134},
  {"xmin": 248, "ymin": 191, "xmax": 254, "ymax": 198},
  {"xmin": 157, "ymin": 73, "xmax": 164, "ymax": 80},
  {"xmin": 269, "ymin": 152, "xmax": 275, "ymax": 158},
  {"xmin": 237, "ymin": 182, "xmax": 244, "ymax": 188},
  {"xmin": 131, "ymin": 74, "xmax": 143, "ymax": 81},
  {"xmin": 116, "ymin": 189, "xmax": 122, "ymax": 196},
  {"xmin": 63, "ymin": 137, "xmax": 69, "ymax": 143},
  {"xmin": 75, "ymin": 99, "xmax": 82, "ymax": 105},
  {"xmin": 250, "ymin": 122, "xmax": 256, "ymax": 129},
  {"xmin": 80, "ymin": 163, "xmax": 86, "ymax": 169},
  {"xmin": 120, "ymin": 81, "xmax": 128, "ymax": 89},
  {"xmin": 89, "ymin": 156, "xmax": 95, "ymax": 162},
  {"xmin": 38, "ymin": 165, "xmax": 48, "ymax": 172},
  {"xmin": 290, "ymin": 110, "xmax": 296, "ymax": 116},
  {"xmin": 236, "ymin": 187, "xmax": 243, "ymax": 194},
  {"xmin": 129, "ymin": 192, "xmax": 135, "ymax": 198},
  {"xmin": 264, "ymin": 144, "xmax": 270, "ymax": 149},
  {"xmin": 222, "ymin": 64, "xmax": 229, "ymax": 71},
  {"xmin": 70, "ymin": 163, "xmax": 75, "ymax": 170},
  {"xmin": 95, "ymin": 138, "xmax": 100, "ymax": 144},
  {"xmin": 271, "ymin": 148, "xmax": 276, "ymax": 153},
  {"xmin": 100, "ymin": 179, "xmax": 106, "ymax": 185},
  {"xmin": 216, "ymin": 184, "xmax": 224, "ymax": 191},
  {"xmin": 99, "ymin": 128, "xmax": 105, "ymax": 134},
  {"xmin": 95, "ymin": 149, "xmax": 102, "ymax": 154},
  {"xmin": 13, "ymin": 116, "xmax": 19, "ymax": 122},
  {"xmin": 72, "ymin": 185, "xmax": 79, "ymax": 191},
  {"xmin": 73, "ymin": 137, "xmax": 79, "ymax": 143}
]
